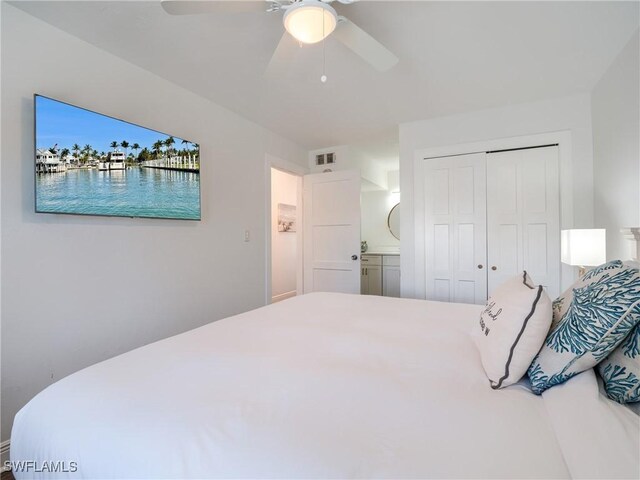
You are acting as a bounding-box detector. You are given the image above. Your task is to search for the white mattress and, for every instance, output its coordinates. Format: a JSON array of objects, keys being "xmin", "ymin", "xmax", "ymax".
[{"xmin": 11, "ymin": 293, "xmax": 640, "ymax": 479}]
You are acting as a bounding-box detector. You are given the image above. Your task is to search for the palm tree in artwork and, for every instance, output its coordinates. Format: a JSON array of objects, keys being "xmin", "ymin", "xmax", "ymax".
[
  {"xmin": 121, "ymin": 140, "xmax": 130, "ymax": 162},
  {"xmin": 152, "ymin": 141, "xmax": 163, "ymax": 161},
  {"xmin": 165, "ymin": 137, "xmax": 175, "ymax": 165},
  {"xmin": 181, "ymin": 139, "xmax": 190, "ymax": 167},
  {"xmin": 60, "ymin": 148, "xmax": 70, "ymax": 164},
  {"xmin": 72, "ymin": 143, "xmax": 81, "ymax": 165},
  {"xmin": 131, "ymin": 143, "xmax": 140, "ymax": 163},
  {"xmin": 83, "ymin": 144, "xmax": 92, "ymax": 165}
]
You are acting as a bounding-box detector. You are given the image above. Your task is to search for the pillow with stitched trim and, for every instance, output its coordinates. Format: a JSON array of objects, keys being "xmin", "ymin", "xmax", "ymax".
[
  {"xmin": 598, "ymin": 323, "xmax": 640, "ymax": 403},
  {"xmin": 475, "ymin": 271, "xmax": 552, "ymax": 389},
  {"xmin": 528, "ymin": 260, "xmax": 640, "ymax": 395}
]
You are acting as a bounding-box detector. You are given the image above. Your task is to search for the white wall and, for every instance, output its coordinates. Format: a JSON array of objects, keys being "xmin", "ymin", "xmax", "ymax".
[
  {"xmin": 399, "ymin": 94, "xmax": 594, "ymax": 298},
  {"xmin": 361, "ymin": 191, "xmax": 400, "ymax": 254},
  {"xmin": 271, "ymin": 169, "xmax": 298, "ymax": 301},
  {"xmin": 308, "ymin": 145, "xmax": 388, "ymax": 190},
  {"xmin": 592, "ymin": 30, "xmax": 640, "ymax": 261},
  {"xmin": 0, "ymin": 4, "xmax": 307, "ymax": 443}
]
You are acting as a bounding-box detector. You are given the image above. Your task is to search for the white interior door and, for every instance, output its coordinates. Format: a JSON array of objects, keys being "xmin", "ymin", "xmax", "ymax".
[
  {"xmin": 424, "ymin": 153, "xmax": 487, "ymax": 304},
  {"xmin": 486, "ymin": 146, "xmax": 560, "ymax": 297},
  {"xmin": 303, "ymin": 170, "xmax": 361, "ymax": 294}
]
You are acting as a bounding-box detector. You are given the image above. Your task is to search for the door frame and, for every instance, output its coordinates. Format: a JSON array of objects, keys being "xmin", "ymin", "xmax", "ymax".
[
  {"xmin": 265, "ymin": 154, "xmax": 308, "ymax": 305},
  {"xmin": 412, "ymin": 131, "xmax": 572, "ymax": 299}
]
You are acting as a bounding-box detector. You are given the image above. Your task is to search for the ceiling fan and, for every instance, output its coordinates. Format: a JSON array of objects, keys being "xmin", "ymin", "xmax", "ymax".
[{"xmin": 160, "ymin": 0, "xmax": 399, "ymax": 73}]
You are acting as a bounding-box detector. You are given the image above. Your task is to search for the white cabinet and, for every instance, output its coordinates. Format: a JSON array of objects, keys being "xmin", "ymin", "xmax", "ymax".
[
  {"xmin": 361, "ymin": 255, "xmax": 382, "ymax": 295},
  {"xmin": 382, "ymin": 255, "xmax": 401, "ymax": 297},
  {"xmin": 422, "ymin": 145, "xmax": 560, "ymax": 304},
  {"xmin": 361, "ymin": 254, "xmax": 400, "ymax": 297}
]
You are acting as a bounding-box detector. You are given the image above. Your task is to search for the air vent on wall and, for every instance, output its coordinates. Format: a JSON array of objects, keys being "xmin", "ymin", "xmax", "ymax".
[{"xmin": 315, "ymin": 152, "xmax": 336, "ymax": 166}]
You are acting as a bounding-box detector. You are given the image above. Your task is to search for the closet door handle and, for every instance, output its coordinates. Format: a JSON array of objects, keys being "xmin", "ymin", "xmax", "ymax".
[
  {"xmin": 477, "ymin": 264, "xmax": 484, "ymax": 269},
  {"xmin": 491, "ymin": 266, "xmax": 497, "ymax": 271}
]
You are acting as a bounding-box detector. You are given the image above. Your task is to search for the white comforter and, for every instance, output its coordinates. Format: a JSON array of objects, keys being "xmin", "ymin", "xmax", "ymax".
[{"xmin": 11, "ymin": 293, "xmax": 640, "ymax": 479}]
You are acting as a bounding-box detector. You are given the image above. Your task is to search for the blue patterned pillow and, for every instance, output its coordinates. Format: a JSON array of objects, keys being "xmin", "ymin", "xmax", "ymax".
[
  {"xmin": 528, "ymin": 261, "xmax": 640, "ymax": 394},
  {"xmin": 598, "ymin": 323, "xmax": 640, "ymax": 403}
]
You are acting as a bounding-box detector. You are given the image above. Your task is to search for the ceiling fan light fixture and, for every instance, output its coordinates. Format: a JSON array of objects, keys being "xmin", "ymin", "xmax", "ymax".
[{"xmin": 283, "ymin": 1, "xmax": 337, "ymax": 45}]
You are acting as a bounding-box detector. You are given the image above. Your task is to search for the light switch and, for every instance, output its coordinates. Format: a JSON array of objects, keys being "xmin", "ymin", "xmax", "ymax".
[{"xmin": 244, "ymin": 230, "xmax": 250, "ymax": 242}]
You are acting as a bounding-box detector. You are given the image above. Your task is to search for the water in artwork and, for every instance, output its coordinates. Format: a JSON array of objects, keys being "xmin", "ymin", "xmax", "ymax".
[{"xmin": 36, "ymin": 167, "xmax": 200, "ymax": 220}]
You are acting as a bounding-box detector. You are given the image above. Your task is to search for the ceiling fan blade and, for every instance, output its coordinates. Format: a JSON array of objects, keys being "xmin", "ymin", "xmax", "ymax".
[
  {"xmin": 265, "ymin": 31, "xmax": 301, "ymax": 79},
  {"xmin": 333, "ymin": 17, "xmax": 399, "ymax": 72},
  {"xmin": 161, "ymin": 0, "xmax": 267, "ymax": 15}
]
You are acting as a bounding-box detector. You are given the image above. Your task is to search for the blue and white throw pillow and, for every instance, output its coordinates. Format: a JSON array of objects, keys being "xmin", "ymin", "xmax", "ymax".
[
  {"xmin": 598, "ymin": 314, "xmax": 640, "ymax": 404},
  {"xmin": 528, "ymin": 260, "xmax": 640, "ymax": 395},
  {"xmin": 550, "ymin": 261, "xmax": 624, "ymax": 326}
]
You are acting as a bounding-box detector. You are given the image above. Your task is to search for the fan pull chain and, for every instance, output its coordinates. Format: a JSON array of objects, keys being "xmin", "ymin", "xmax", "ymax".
[{"xmin": 321, "ymin": 10, "xmax": 327, "ymax": 83}]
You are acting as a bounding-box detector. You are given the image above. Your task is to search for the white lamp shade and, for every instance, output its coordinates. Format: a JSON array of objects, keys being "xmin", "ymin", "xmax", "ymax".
[
  {"xmin": 283, "ymin": 1, "xmax": 337, "ymax": 44},
  {"xmin": 561, "ymin": 229, "xmax": 606, "ymax": 266}
]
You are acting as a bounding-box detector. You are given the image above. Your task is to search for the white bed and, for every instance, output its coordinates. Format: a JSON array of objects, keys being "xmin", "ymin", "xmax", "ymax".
[{"xmin": 11, "ymin": 293, "xmax": 640, "ymax": 479}]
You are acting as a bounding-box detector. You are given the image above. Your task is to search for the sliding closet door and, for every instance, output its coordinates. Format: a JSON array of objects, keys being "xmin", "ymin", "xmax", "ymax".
[
  {"xmin": 424, "ymin": 153, "xmax": 487, "ymax": 304},
  {"xmin": 486, "ymin": 146, "xmax": 560, "ymax": 297}
]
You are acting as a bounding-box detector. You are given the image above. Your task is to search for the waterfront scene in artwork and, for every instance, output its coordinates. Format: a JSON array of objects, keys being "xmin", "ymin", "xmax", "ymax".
[{"xmin": 35, "ymin": 95, "xmax": 201, "ymax": 220}]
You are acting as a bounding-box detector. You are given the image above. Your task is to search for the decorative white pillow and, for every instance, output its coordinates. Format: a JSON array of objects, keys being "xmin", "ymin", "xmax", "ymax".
[
  {"xmin": 598, "ymin": 323, "xmax": 640, "ymax": 403},
  {"xmin": 475, "ymin": 272, "xmax": 552, "ymax": 389},
  {"xmin": 528, "ymin": 261, "xmax": 640, "ymax": 394}
]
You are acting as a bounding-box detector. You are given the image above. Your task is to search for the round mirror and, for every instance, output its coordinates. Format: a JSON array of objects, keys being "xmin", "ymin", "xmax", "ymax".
[{"xmin": 387, "ymin": 203, "xmax": 400, "ymax": 240}]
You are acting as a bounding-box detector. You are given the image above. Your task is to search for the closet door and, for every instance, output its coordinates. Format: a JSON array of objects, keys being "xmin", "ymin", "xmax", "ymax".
[
  {"xmin": 486, "ymin": 146, "xmax": 560, "ymax": 297},
  {"xmin": 424, "ymin": 153, "xmax": 487, "ymax": 304}
]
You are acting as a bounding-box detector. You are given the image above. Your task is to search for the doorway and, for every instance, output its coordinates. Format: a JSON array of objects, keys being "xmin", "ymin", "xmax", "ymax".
[
  {"xmin": 270, "ymin": 167, "xmax": 303, "ymax": 303},
  {"xmin": 266, "ymin": 158, "xmax": 363, "ymax": 302}
]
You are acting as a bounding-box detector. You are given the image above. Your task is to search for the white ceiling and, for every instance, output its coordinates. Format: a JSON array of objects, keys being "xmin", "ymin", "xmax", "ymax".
[{"xmin": 11, "ymin": 0, "xmax": 640, "ymax": 165}]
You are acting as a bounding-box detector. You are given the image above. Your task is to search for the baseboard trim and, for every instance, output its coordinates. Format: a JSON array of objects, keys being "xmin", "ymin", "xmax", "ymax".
[
  {"xmin": 271, "ymin": 291, "xmax": 296, "ymax": 303},
  {"xmin": 1, "ymin": 440, "xmax": 10, "ymax": 471}
]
